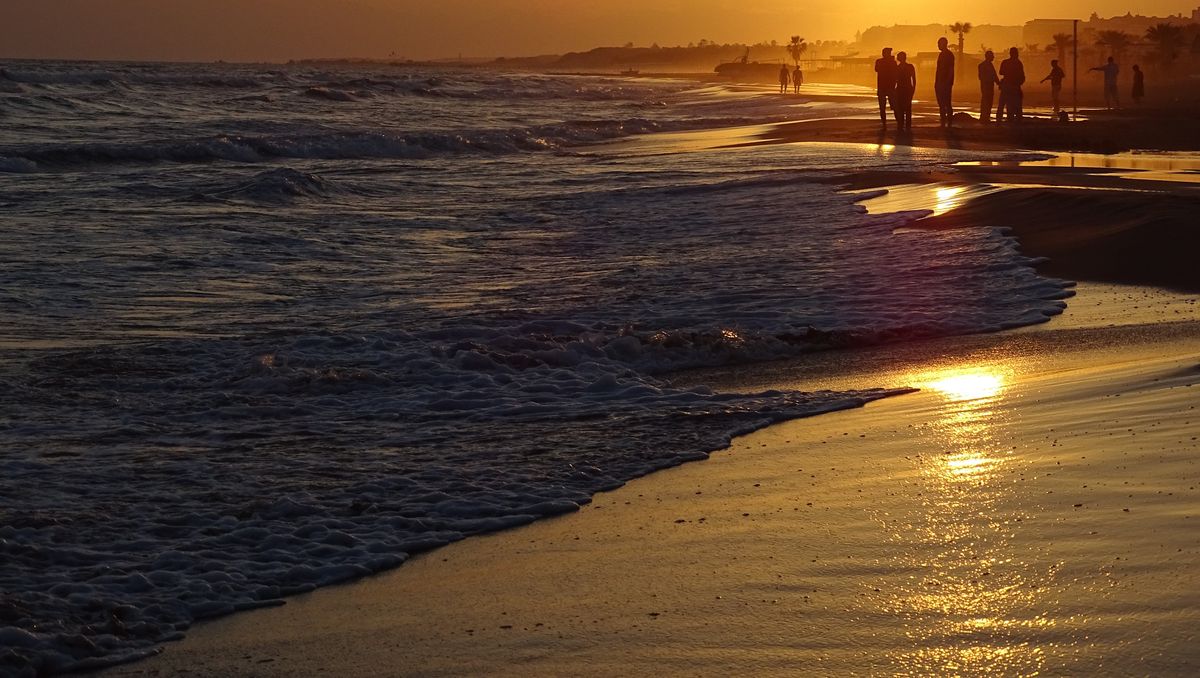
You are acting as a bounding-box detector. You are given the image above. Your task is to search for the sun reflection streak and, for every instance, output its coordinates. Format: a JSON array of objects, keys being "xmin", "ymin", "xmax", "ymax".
[{"xmin": 873, "ymin": 361, "xmax": 1050, "ymax": 675}]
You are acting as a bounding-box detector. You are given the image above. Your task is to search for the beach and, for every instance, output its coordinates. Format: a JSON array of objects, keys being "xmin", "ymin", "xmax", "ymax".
[
  {"xmin": 3, "ymin": 61, "xmax": 1199, "ymax": 676},
  {"xmin": 109, "ymin": 115, "xmax": 1200, "ymax": 673},
  {"xmin": 111, "ymin": 281, "xmax": 1200, "ymax": 676}
]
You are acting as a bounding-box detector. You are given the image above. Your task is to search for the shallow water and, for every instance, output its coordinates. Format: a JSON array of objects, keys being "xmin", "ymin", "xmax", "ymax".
[{"xmin": 0, "ymin": 61, "xmax": 1073, "ymax": 673}]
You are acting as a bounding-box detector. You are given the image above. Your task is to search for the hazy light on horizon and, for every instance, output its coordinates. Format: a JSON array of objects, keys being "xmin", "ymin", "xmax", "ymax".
[{"xmin": 2, "ymin": 0, "xmax": 1197, "ymax": 62}]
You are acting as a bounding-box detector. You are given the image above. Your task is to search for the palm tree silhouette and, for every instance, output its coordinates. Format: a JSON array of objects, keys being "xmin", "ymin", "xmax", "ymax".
[
  {"xmin": 1095, "ymin": 30, "xmax": 1134, "ymax": 60},
  {"xmin": 787, "ymin": 36, "xmax": 808, "ymax": 67},
  {"xmin": 1048, "ymin": 32, "xmax": 1074, "ymax": 62},
  {"xmin": 1145, "ymin": 23, "xmax": 1186, "ymax": 69},
  {"xmin": 950, "ymin": 22, "xmax": 973, "ymax": 57}
]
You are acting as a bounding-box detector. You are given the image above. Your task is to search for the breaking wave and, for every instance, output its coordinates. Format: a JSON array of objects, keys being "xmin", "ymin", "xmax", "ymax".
[{"xmin": 0, "ymin": 115, "xmax": 781, "ymax": 169}]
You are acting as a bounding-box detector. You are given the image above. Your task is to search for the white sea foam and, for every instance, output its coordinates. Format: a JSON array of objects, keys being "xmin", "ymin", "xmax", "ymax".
[{"xmin": 0, "ymin": 61, "xmax": 1071, "ymax": 675}]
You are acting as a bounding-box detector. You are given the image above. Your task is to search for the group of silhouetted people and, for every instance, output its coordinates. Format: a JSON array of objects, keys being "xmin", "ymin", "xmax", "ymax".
[
  {"xmin": 979, "ymin": 47, "xmax": 1027, "ymax": 123},
  {"xmin": 876, "ymin": 37, "xmax": 1010, "ymax": 128},
  {"xmin": 873, "ymin": 48, "xmax": 917, "ymax": 129},
  {"xmin": 779, "ymin": 64, "xmax": 804, "ymax": 94},
  {"xmin": 874, "ymin": 38, "xmax": 957, "ymax": 130},
  {"xmin": 875, "ymin": 38, "xmax": 1148, "ymax": 129}
]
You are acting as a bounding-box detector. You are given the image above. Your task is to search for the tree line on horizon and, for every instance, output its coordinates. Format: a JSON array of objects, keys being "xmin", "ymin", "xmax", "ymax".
[
  {"xmin": 934, "ymin": 20, "xmax": 1198, "ymax": 71},
  {"xmin": 487, "ymin": 18, "xmax": 1200, "ymax": 77},
  {"xmin": 495, "ymin": 38, "xmax": 845, "ymax": 70}
]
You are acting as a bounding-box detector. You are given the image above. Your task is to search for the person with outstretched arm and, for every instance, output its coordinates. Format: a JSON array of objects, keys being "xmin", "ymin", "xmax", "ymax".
[
  {"xmin": 1041, "ymin": 59, "xmax": 1066, "ymax": 113},
  {"xmin": 1091, "ymin": 57, "xmax": 1120, "ymax": 109}
]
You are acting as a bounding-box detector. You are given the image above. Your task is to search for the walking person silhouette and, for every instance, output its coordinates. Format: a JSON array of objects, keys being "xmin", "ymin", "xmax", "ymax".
[
  {"xmin": 894, "ymin": 51, "xmax": 917, "ymax": 131},
  {"xmin": 935, "ymin": 37, "xmax": 955, "ymax": 127},
  {"xmin": 978, "ymin": 50, "xmax": 1000, "ymax": 123},
  {"xmin": 874, "ymin": 48, "xmax": 898, "ymax": 127},
  {"xmin": 779, "ymin": 64, "xmax": 790, "ymax": 94}
]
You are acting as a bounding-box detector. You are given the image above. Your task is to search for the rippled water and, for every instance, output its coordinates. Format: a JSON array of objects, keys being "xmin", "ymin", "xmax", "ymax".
[{"xmin": 0, "ymin": 61, "xmax": 1072, "ymax": 673}]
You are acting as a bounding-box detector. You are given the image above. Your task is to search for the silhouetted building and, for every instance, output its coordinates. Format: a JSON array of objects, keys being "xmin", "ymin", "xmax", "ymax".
[{"xmin": 1024, "ymin": 8, "xmax": 1200, "ymax": 50}]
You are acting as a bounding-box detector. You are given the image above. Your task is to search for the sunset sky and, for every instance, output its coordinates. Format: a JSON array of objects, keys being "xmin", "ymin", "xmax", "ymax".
[{"xmin": 3, "ymin": 0, "xmax": 1197, "ymax": 62}]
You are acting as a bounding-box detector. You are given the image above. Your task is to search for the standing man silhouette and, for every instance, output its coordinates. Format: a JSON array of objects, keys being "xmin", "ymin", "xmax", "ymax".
[
  {"xmin": 779, "ymin": 64, "xmax": 790, "ymax": 94},
  {"xmin": 1091, "ymin": 57, "xmax": 1120, "ymax": 109},
  {"xmin": 1041, "ymin": 59, "xmax": 1066, "ymax": 114},
  {"xmin": 894, "ymin": 51, "xmax": 917, "ymax": 131},
  {"xmin": 793, "ymin": 65, "xmax": 803, "ymax": 93},
  {"xmin": 874, "ymin": 48, "xmax": 898, "ymax": 127},
  {"xmin": 998, "ymin": 47, "xmax": 1026, "ymax": 122},
  {"xmin": 935, "ymin": 37, "xmax": 955, "ymax": 127},
  {"xmin": 978, "ymin": 50, "xmax": 1000, "ymax": 123}
]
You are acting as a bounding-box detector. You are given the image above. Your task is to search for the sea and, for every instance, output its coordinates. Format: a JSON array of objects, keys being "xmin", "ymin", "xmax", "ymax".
[{"xmin": 0, "ymin": 61, "xmax": 1072, "ymax": 673}]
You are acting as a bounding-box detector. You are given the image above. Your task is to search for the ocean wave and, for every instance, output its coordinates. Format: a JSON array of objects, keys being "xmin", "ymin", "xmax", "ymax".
[
  {"xmin": 303, "ymin": 86, "xmax": 361, "ymax": 102},
  {"xmin": 193, "ymin": 168, "xmax": 341, "ymax": 204},
  {"xmin": 0, "ymin": 324, "xmax": 904, "ymax": 674},
  {"xmin": 0, "ymin": 115, "xmax": 778, "ymax": 169},
  {"xmin": 0, "ymin": 66, "xmax": 268, "ymax": 89}
]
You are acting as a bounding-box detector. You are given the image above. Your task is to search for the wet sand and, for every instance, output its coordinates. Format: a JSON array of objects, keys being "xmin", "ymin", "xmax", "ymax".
[
  {"xmin": 108, "ymin": 115, "xmax": 1200, "ymax": 677},
  {"xmin": 742, "ymin": 107, "xmax": 1200, "ymax": 155},
  {"xmin": 110, "ymin": 281, "xmax": 1200, "ymax": 677}
]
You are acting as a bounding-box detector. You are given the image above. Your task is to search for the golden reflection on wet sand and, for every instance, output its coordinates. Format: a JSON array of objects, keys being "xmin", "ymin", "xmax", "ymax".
[{"xmin": 876, "ymin": 363, "xmax": 1054, "ymax": 676}]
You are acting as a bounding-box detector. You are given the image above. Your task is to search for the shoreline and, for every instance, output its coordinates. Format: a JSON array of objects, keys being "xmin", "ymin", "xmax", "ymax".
[
  {"xmin": 111, "ymin": 281, "xmax": 1200, "ymax": 676},
  {"xmin": 103, "ymin": 98, "xmax": 1200, "ymax": 675}
]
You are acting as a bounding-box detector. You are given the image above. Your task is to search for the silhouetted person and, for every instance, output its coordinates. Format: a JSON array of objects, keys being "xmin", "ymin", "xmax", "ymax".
[
  {"xmin": 1132, "ymin": 64, "xmax": 1145, "ymax": 105},
  {"xmin": 1041, "ymin": 59, "xmax": 1066, "ymax": 113},
  {"xmin": 998, "ymin": 47, "xmax": 1025, "ymax": 122},
  {"xmin": 874, "ymin": 48, "xmax": 898, "ymax": 126},
  {"xmin": 779, "ymin": 64, "xmax": 790, "ymax": 94},
  {"xmin": 1091, "ymin": 56, "xmax": 1120, "ymax": 109},
  {"xmin": 894, "ymin": 51, "xmax": 917, "ymax": 131},
  {"xmin": 793, "ymin": 65, "xmax": 803, "ymax": 93},
  {"xmin": 935, "ymin": 37, "xmax": 955, "ymax": 127},
  {"xmin": 978, "ymin": 50, "xmax": 1000, "ymax": 123}
]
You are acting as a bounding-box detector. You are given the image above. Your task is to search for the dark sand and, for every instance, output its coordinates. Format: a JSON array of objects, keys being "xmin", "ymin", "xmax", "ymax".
[{"xmin": 916, "ymin": 187, "xmax": 1200, "ymax": 293}]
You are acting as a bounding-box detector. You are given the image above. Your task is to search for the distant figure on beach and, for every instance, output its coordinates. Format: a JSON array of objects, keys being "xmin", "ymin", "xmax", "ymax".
[
  {"xmin": 779, "ymin": 64, "xmax": 790, "ymax": 94},
  {"xmin": 1041, "ymin": 59, "xmax": 1066, "ymax": 113},
  {"xmin": 793, "ymin": 65, "xmax": 803, "ymax": 93},
  {"xmin": 894, "ymin": 51, "xmax": 917, "ymax": 131},
  {"xmin": 874, "ymin": 48, "xmax": 898, "ymax": 127},
  {"xmin": 1131, "ymin": 64, "xmax": 1145, "ymax": 105},
  {"xmin": 1091, "ymin": 57, "xmax": 1120, "ymax": 109},
  {"xmin": 978, "ymin": 50, "xmax": 1000, "ymax": 123},
  {"xmin": 998, "ymin": 47, "xmax": 1026, "ymax": 122},
  {"xmin": 935, "ymin": 37, "xmax": 955, "ymax": 127}
]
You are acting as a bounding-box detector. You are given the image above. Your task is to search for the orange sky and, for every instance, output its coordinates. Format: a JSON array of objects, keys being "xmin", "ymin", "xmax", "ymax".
[{"xmin": 2, "ymin": 0, "xmax": 1197, "ymax": 61}]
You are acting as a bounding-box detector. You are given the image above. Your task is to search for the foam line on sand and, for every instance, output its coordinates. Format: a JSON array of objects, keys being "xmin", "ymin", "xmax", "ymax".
[{"xmin": 112, "ymin": 285, "xmax": 1200, "ymax": 676}]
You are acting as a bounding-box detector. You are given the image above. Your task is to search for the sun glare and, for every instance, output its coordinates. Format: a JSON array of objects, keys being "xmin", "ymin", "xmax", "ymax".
[
  {"xmin": 924, "ymin": 371, "xmax": 1007, "ymax": 402},
  {"xmin": 934, "ymin": 186, "xmax": 969, "ymax": 214}
]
